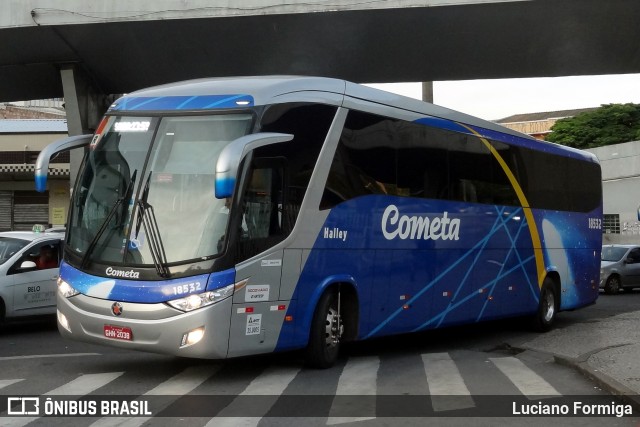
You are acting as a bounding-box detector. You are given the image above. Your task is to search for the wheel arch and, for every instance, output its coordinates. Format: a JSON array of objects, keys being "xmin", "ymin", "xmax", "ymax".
[
  {"xmin": 606, "ymin": 272, "xmax": 622, "ymax": 284},
  {"xmin": 544, "ymin": 270, "xmax": 561, "ymax": 310}
]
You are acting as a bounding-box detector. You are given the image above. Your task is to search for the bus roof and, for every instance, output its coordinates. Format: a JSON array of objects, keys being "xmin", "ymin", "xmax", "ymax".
[
  {"xmin": 109, "ymin": 76, "xmax": 598, "ymax": 164},
  {"xmin": 110, "ymin": 76, "xmax": 510, "ymax": 133}
]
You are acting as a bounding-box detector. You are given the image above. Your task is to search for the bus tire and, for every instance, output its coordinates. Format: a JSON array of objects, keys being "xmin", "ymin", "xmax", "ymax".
[
  {"xmin": 530, "ymin": 278, "xmax": 558, "ymax": 332},
  {"xmin": 305, "ymin": 289, "xmax": 342, "ymax": 369}
]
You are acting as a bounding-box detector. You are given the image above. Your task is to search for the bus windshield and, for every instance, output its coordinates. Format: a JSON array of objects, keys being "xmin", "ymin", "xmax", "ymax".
[{"xmin": 68, "ymin": 114, "xmax": 253, "ymax": 268}]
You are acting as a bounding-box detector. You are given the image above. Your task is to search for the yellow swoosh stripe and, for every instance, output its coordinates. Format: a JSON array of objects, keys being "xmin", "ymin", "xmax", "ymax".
[{"xmin": 459, "ymin": 124, "xmax": 546, "ymax": 288}]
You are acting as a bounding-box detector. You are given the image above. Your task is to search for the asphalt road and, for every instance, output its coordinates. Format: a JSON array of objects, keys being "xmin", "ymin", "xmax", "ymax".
[{"xmin": 0, "ymin": 291, "xmax": 639, "ymax": 426}]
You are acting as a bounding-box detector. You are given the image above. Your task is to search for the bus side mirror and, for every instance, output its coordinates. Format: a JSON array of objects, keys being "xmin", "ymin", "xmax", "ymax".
[
  {"xmin": 35, "ymin": 134, "xmax": 93, "ymax": 192},
  {"xmin": 215, "ymin": 132, "xmax": 293, "ymax": 198}
]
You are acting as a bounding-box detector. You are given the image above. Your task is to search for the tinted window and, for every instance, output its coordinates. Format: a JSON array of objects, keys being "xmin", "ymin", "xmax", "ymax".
[
  {"xmin": 396, "ymin": 122, "xmax": 449, "ymax": 200},
  {"xmin": 515, "ymin": 147, "xmax": 601, "ymax": 212},
  {"xmin": 628, "ymin": 248, "xmax": 640, "ymax": 263},
  {"xmin": 323, "ymin": 112, "xmax": 400, "ymax": 206},
  {"xmin": 322, "ymin": 110, "xmax": 600, "ymax": 213},
  {"xmin": 322, "ymin": 111, "xmax": 520, "ymax": 208},
  {"xmin": 445, "ymin": 137, "xmax": 520, "ymax": 206},
  {"xmin": 235, "ymin": 103, "xmax": 336, "ymax": 261},
  {"xmin": 260, "ymin": 103, "xmax": 337, "ymax": 214}
]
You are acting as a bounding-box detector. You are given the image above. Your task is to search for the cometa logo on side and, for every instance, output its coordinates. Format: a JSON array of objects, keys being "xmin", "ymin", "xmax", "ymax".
[{"xmin": 381, "ymin": 205, "xmax": 461, "ymax": 241}]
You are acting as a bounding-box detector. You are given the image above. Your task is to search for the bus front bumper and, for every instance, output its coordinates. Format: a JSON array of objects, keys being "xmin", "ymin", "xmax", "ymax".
[{"xmin": 56, "ymin": 293, "xmax": 232, "ymax": 359}]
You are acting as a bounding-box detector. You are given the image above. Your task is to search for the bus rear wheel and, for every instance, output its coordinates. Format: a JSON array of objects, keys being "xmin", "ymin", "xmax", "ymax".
[
  {"xmin": 306, "ymin": 289, "xmax": 343, "ymax": 369},
  {"xmin": 530, "ymin": 278, "xmax": 558, "ymax": 332}
]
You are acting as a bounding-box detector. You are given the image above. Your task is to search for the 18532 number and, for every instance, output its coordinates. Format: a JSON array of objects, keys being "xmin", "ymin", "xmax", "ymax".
[{"xmin": 588, "ymin": 218, "xmax": 602, "ymax": 230}]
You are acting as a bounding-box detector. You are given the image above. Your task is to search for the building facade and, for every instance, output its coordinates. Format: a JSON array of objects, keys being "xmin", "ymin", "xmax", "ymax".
[
  {"xmin": 0, "ymin": 118, "xmax": 69, "ymax": 231},
  {"xmin": 497, "ymin": 108, "xmax": 596, "ymax": 140},
  {"xmin": 587, "ymin": 140, "xmax": 640, "ymax": 244}
]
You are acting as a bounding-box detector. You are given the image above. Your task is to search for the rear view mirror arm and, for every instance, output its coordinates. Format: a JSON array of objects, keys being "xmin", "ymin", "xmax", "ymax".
[
  {"xmin": 215, "ymin": 132, "xmax": 293, "ymax": 198},
  {"xmin": 35, "ymin": 134, "xmax": 93, "ymax": 192}
]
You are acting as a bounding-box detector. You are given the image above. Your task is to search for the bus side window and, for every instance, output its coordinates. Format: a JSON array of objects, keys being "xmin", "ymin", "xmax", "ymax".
[
  {"xmin": 236, "ymin": 158, "xmax": 286, "ymax": 261},
  {"xmin": 243, "ymin": 167, "xmax": 279, "ymax": 239}
]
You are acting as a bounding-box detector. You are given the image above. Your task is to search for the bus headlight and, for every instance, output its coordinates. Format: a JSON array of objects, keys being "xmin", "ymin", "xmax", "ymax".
[
  {"xmin": 167, "ymin": 283, "xmax": 234, "ymax": 312},
  {"xmin": 58, "ymin": 278, "xmax": 80, "ymax": 298}
]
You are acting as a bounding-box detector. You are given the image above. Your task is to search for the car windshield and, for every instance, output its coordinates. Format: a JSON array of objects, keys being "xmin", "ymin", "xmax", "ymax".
[
  {"xmin": 601, "ymin": 246, "xmax": 631, "ymax": 262},
  {"xmin": 67, "ymin": 113, "xmax": 253, "ymax": 268},
  {"xmin": 0, "ymin": 237, "xmax": 29, "ymax": 265}
]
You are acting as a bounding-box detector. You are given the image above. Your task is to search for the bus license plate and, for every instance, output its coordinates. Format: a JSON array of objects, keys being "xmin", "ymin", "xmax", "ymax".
[{"xmin": 104, "ymin": 325, "xmax": 133, "ymax": 341}]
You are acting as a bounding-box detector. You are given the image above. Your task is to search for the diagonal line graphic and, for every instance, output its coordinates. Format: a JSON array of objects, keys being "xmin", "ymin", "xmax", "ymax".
[
  {"xmin": 365, "ymin": 207, "xmax": 529, "ymax": 339},
  {"xmin": 475, "ymin": 207, "xmax": 531, "ymax": 321},
  {"xmin": 413, "ymin": 254, "xmax": 536, "ymax": 332}
]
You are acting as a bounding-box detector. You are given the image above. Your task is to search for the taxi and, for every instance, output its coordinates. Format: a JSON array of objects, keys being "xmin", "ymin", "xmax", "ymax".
[{"xmin": 0, "ymin": 225, "xmax": 64, "ymax": 322}]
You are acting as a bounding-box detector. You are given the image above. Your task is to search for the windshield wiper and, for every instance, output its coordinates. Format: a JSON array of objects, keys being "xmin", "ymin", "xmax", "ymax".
[
  {"xmin": 135, "ymin": 172, "xmax": 170, "ymax": 278},
  {"xmin": 81, "ymin": 170, "xmax": 138, "ymax": 269}
]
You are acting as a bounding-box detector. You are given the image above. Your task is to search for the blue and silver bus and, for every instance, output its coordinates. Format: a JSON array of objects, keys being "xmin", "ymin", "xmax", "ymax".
[{"xmin": 36, "ymin": 76, "xmax": 602, "ymax": 368}]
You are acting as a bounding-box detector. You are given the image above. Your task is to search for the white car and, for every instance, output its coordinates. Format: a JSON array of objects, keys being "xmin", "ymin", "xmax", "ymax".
[{"xmin": 0, "ymin": 228, "xmax": 64, "ymax": 322}]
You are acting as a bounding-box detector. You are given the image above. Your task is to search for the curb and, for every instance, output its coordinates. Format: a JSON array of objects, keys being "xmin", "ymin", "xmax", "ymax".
[{"xmin": 553, "ymin": 353, "xmax": 640, "ymax": 411}]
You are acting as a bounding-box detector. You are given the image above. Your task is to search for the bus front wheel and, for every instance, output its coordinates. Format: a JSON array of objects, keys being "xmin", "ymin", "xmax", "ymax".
[
  {"xmin": 306, "ymin": 289, "xmax": 343, "ymax": 369},
  {"xmin": 530, "ymin": 278, "xmax": 558, "ymax": 332}
]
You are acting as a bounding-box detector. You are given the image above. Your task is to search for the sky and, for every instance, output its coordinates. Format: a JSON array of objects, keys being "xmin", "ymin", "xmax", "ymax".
[{"xmin": 369, "ymin": 73, "xmax": 640, "ymax": 121}]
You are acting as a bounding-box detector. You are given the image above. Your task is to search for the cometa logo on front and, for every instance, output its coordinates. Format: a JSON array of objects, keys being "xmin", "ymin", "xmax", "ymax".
[
  {"xmin": 381, "ymin": 205, "xmax": 461, "ymax": 241},
  {"xmin": 105, "ymin": 267, "xmax": 140, "ymax": 279}
]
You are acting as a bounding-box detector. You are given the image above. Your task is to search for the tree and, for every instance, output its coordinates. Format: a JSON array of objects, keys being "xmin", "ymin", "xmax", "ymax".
[{"xmin": 546, "ymin": 103, "xmax": 640, "ymax": 149}]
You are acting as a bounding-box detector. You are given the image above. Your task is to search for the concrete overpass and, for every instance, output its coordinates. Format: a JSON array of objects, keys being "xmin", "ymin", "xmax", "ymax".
[{"xmin": 2, "ymin": 0, "xmax": 640, "ymax": 134}]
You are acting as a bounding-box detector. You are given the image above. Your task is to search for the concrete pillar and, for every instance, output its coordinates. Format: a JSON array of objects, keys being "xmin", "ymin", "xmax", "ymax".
[
  {"xmin": 59, "ymin": 65, "xmax": 111, "ymax": 190},
  {"xmin": 422, "ymin": 81, "xmax": 434, "ymax": 103}
]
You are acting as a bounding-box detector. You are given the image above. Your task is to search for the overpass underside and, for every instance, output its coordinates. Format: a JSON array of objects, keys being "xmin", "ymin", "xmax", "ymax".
[{"xmin": 3, "ymin": 0, "xmax": 640, "ymax": 106}]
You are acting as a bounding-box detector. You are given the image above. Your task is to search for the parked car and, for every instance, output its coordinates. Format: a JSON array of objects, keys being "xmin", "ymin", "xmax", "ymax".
[
  {"xmin": 600, "ymin": 244, "xmax": 640, "ymax": 294},
  {"xmin": 0, "ymin": 228, "xmax": 64, "ymax": 322}
]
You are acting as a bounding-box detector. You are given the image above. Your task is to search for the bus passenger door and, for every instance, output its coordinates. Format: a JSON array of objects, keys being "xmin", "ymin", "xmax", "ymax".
[{"xmin": 228, "ymin": 158, "xmax": 288, "ymax": 357}]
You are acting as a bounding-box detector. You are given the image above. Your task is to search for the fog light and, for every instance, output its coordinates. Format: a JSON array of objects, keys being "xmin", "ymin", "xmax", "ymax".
[
  {"xmin": 57, "ymin": 309, "xmax": 71, "ymax": 333},
  {"xmin": 181, "ymin": 327, "xmax": 205, "ymax": 347}
]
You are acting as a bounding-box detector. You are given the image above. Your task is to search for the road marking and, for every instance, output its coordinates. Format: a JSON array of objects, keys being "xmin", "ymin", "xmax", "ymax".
[
  {"xmin": 0, "ymin": 353, "xmax": 101, "ymax": 361},
  {"xmin": 3, "ymin": 372, "xmax": 124, "ymax": 427},
  {"xmin": 327, "ymin": 356, "xmax": 379, "ymax": 425},
  {"xmin": 145, "ymin": 365, "xmax": 220, "ymax": 395},
  {"xmin": 0, "ymin": 352, "xmax": 567, "ymax": 424},
  {"xmin": 46, "ymin": 372, "xmax": 124, "ymax": 395},
  {"xmin": 490, "ymin": 357, "xmax": 561, "ymax": 398},
  {"xmin": 0, "ymin": 379, "xmax": 23, "ymax": 390},
  {"xmin": 208, "ymin": 365, "xmax": 301, "ymax": 427},
  {"xmin": 422, "ymin": 352, "xmax": 475, "ymax": 412},
  {"xmin": 92, "ymin": 365, "xmax": 221, "ymax": 427}
]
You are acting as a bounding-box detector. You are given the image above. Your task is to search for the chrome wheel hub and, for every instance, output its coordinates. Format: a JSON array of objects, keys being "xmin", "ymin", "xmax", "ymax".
[{"xmin": 325, "ymin": 306, "xmax": 343, "ymax": 347}]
